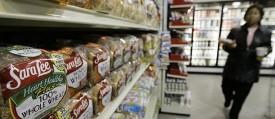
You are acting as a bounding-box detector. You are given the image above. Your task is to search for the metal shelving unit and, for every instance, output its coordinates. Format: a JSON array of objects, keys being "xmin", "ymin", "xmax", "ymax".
[
  {"xmin": 0, "ymin": 0, "xmax": 159, "ymax": 31},
  {"xmin": 0, "ymin": 0, "xmax": 161, "ymax": 119}
]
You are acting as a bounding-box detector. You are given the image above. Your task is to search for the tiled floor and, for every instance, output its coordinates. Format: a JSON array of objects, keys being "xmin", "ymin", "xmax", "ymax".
[{"xmin": 158, "ymin": 74, "xmax": 275, "ymax": 119}]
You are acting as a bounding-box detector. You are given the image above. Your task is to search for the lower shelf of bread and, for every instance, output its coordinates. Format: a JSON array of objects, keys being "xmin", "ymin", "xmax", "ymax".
[
  {"xmin": 161, "ymin": 102, "xmax": 191, "ymax": 115},
  {"xmin": 144, "ymin": 88, "xmax": 159, "ymax": 119},
  {"xmin": 94, "ymin": 63, "xmax": 150, "ymax": 119}
]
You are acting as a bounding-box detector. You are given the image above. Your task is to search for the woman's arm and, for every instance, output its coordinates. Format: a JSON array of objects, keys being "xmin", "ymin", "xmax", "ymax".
[{"xmin": 223, "ymin": 28, "xmax": 237, "ymax": 53}]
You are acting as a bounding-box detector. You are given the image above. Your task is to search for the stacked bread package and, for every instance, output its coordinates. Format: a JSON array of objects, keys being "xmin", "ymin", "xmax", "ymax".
[
  {"xmin": 75, "ymin": 43, "xmax": 110, "ymax": 86},
  {"xmin": 68, "ymin": 0, "xmax": 91, "ymax": 9},
  {"xmin": 97, "ymin": 37, "xmax": 123, "ymax": 70},
  {"xmin": 0, "ymin": 45, "xmax": 69, "ymax": 119},
  {"xmin": 109, "ymin": 68, "xmax": 126, "ymax": 98},
  {"xmin": 88, "ymin": 79, "xmax": 112, "ymax": 115}
]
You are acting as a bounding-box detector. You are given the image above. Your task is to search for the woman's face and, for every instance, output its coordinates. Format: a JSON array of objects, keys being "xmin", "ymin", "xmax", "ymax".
[{"xmin": 245, "ymin": 8, "xmax": 262, "ymax": 26}]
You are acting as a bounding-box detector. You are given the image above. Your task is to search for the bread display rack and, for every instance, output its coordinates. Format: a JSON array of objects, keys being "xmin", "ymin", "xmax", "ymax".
[{"xmin": 0, "ymin": 0, "xmax": 162, "ymax": 119}]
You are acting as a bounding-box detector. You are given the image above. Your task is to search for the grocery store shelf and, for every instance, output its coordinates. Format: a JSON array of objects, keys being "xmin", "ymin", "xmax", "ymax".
[
  {"xmin": 0, "ymin": 0, "xmax": 158, "ymax": 31},
  {"xmin": 195, "ymin": 6, "xmax": 221, "ymax": 10},
  {"xmin": 170, "ymin": 4, "xmax": 193, "ymax": 8},
  {"xmin": 193, "ymin": 38, "xmax": 218, "ymax": 41},
  {"xmin": 225, "ymin": 6, "xmax": 249, "ymax": 9},
  {"xmin": 192, "ymin": 47, "xmax": 218, "ymax": 50},
  {"xmin": 223, "ymin": 17, "xmax": 242, "ymax": 20},
  {"xmin": 165, "ymin": 90, "xmax": 186, "ymax": 95},
  {"xmin": 167, "ymin": 74, "xmax": 188, "ymax": 79},
  {"xmin": 192, "ymin": 56, "xmax": 217, "ymax": 59},
  {"xmin": 194, "ymin": 28, "xmax": 219, "ymax": 31},
  {"xmin": 171, "ymin": 44, "xmax": 190, "ymax": 47},
  {"xmin": 170, "ymin": 25, "xmax": 193, "ymax": 29},
  {"xmin": 161, "ymin": 102, "xmax": 191, "ymax": 115},
  {"xmin": 194, "ymin": 17, "xmax": 220, "ymax": 20},
  {"xmin": 96, "ymin": 63, "xmax": 150, "ymax": 119},
  {"xmin": 144, "ymin": 88, "xmax": 159, "ymax": 119}
]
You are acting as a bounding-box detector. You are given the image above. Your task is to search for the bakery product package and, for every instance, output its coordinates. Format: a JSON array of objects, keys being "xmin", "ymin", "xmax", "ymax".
[
  {"xmin": 55, "ymin": 91, "xmax": 93, "ymax": 119},
  {"xmin": 97, "ymin": 37, "xmax": 123, "ymax": 70},
  {"xmin": 0, "ymin": 45, "xmax": 69, "ymax": 119},
  {"xmin": 109, "ymin": 68, "xmax": 126, "ymax": 99},
  {"xmin": 57, "ymin": 47, "xmax": 89, "ymax": 97},
  {"xmin": 68, "ymin": 0, "xmax": 91, "ymax": 9},
  {"xmin": 88, "ymin": 79, "xmax": 112, "ymax": 116},
  {"xmin": 74, "ymin": 43, "xmax": 110, "ymax": 86}
]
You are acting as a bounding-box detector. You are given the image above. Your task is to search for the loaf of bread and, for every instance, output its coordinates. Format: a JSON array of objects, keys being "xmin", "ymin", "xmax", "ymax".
[
  {"xmin": 111, "ymin": 0, "xmax": 124, "ymax": 17},
  {"xmin": 121, "ymin": 62, "xmax": 133, "ymax": 85},
  {"xmin": 88, "ymin": 80, "xmax": 112, "ymax": 115},
  {"xmin": 110, "ymin": 68, "xmax": 126, "ymax": 98},
  {"xmin": 57, "ymin": 47, "xmax": 88, "ymax": 97},
  {"xmin": 69, "ymin": 0, "xmax": 91, "ymax": 9},
  {"xmin": 54, "ymin": 91, "xmax": 93, "ymax": 119},
  {"xmin": 91, "ymin": 0, "xmax": 114, "ymax": 13},
  {"xmin": 0, "ymin": 45, "xmax": 69, "ymax": 119},
  {"xmin": 75, "ymin": 43, "xmax": 110, "ymax": 86},
  {"xmin": 97, "ymin": 37, "xmax": 123, "ymax": 70}
]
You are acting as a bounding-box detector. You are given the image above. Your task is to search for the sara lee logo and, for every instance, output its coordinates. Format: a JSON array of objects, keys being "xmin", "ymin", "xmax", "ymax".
[
  {"xmin": 7, "ymin": 60, "xmax": 53, "ymax": 90},
  {"xmin": 66, "ymin": 56, "xmax": 83, "ymax": 74},
  {"xmin": 71, "ymin": 97, "xmax": 89, "ymax": 119},
  {"xmin": 94, "ymin": 52, "xmax": 108, "ymax": 64},
  {"xmin": 99, "ymin": 85, "xmax": 111, "ymax": 99}
]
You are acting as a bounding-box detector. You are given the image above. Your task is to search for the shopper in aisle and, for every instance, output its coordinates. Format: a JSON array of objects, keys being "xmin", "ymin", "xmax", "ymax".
[{"xmin": 221, "ymin": 4, "xmax": 272, "ymax": 119}]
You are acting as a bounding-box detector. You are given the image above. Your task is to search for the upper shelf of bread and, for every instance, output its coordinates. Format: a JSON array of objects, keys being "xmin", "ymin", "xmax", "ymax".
[{"xmin": 0, "ymin": 0, "xmax": 160, "ymax": 31}]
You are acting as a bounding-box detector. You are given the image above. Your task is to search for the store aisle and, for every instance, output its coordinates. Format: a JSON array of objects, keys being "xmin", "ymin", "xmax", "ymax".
[{"xmin": 158, "ymin": 74, "xmax": 273, "ymax": 119}]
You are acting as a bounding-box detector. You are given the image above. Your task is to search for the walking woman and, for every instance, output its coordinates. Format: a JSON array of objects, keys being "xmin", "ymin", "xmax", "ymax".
[{"xmin": 221, "ymin": 4, "xmax": 272, "ymax": 119}]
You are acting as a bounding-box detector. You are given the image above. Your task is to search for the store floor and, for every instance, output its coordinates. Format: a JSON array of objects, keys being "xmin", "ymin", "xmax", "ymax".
[{"xmin": 158, "ymin": 74, "xmax": 274, "ymax": 119}]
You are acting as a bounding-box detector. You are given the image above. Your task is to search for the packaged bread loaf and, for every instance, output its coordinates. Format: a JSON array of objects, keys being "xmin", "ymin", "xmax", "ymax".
[
  {"xmin": 88, "ymin": 79, "xmax": 112, "ymax": 115},
  {"xmin": 68, "ymin": 0, "xmax": 91, "ymax": 9},
  {"xmin": 75, "ymin": 43, "xmax": 110, "ymax": 86},
  {"xmin": 53, "ymin": 91, "xmax": 93, "ymax": 119},
  {"xmin": 121, "ymin": 37, "xmax": 132, "ymax": 63},
  {"xmin": 0, "ymin": 45, "xmax": 69, "ymax": 119},
  {"xmin": 91, "ymin": 0, "xmax": 115, "ymax": 13},
  {"xmin": 110, "ymin": 68, "xmax": 126, "ymax": 98},
  {"xmin": 121, "ymin": 62, "xmax": 133, "ymax": 85},
  {"xmin": 98, "ymin": 37, "xmax": 123, "ymax": 70},
  {"xmin": 111, "ymin": 0, "xmax": 124, "ymax": 17},
  {"xmin": 124, "ymin": 35, "xmax": 139, "ymax": 62},
  {"xmin": 57, "ymin": 47, "xmax": 88, "ymax": 97}
]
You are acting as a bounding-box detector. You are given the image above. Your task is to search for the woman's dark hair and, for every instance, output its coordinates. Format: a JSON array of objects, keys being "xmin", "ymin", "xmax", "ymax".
[{"xmin": 244, "ymin": 4, "xmax": 264, "ymax": 23}]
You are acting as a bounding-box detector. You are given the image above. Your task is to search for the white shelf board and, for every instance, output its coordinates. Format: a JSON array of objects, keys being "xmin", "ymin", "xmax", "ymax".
[
  {"xmin": 165, "ymin": 90, "xmax": 186, "ymax": 95},
  {"xmin": 167, "ymin": 74, "xmax": 188, "ymax": 79},
  {"xmin": 192, "ymin": 56, "xmax": 217, "ymax": 59},
  {"xmin": 169, "ymin": 60, "xmax": 189, "ymax": 63},
  {"xmin": 194, "ymin": 17, "xmax": 220, "ymax": 20},
  {"xmin": 223, "ymin": 17, "xmax": 242, "ymax": 20},
  {"xmin": 195, "ymin": 6, "xmax": 221, "ymax": 10},
  {"xmin": 170, "ymin": 25, "xmax": 193, "ymax": 29},
  {"xmin": 144, "ymin": 88, "xmax": 159, "ymax": 119},
  {"xmin": 171, "ymin": 4, "xmax": 193, "ymax": 8},
  {"xmin": 95, "ymin": 63, "xmax": 150, "ymax": 119},
  {"xmin": 161, "ymin": 102, "xmax": 191, "ymax": 115},
  {"xmin": 0, "ymin": 0, "xmax": 158, "ymax": 31},
  {"xmin": 171, "ymin": 44, "xmax": 190, "ymax": 47}
]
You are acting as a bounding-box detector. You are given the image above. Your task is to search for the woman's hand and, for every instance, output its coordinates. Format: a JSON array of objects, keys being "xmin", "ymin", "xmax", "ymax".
[{"xmin": 220, "ymin": 39, "xmax": 237, "ymax": 49}]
